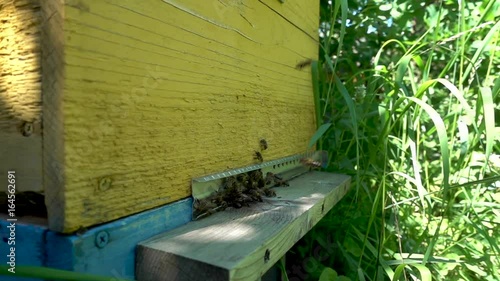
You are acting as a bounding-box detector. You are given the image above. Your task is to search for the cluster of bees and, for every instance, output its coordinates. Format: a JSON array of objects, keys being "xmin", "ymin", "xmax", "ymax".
[{"xmin": 193, "ymin": 139, "xmax": 290, "ymax": 220}]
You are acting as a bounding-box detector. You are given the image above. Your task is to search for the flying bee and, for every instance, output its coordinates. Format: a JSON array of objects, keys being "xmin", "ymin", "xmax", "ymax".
[
  {"xmin": 300, "ymin": 158, "xmax": 323, "ymax": 169},
  {"xmin": 295, "ymin": 58, "xmax": 313, "ymax": 70},
  {"xmin": 254, "ymin": 151, "xmax": 264, "ymax": 162},
  {"xmin": 259, "ymin": 139, "xmax": 268, "ymax": 150}
]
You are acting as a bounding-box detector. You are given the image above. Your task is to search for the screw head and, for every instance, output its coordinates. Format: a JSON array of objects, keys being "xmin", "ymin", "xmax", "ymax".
[
  {"xmin": 98, "ymin": 177, "xmax": 112, "ymax": 191},
  {"xmin": 21, "ymin": 122, "xmax": 34, "ymax": 137},
  {"xmin": 95, "ymin": 231, "xmax": 109, "ymax": 248}
]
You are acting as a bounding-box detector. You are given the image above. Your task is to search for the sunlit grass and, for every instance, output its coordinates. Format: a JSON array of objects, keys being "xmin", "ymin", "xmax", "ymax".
[{"xmin": 290, "ymin": 0, "xmax": 499, "ymax": 280}]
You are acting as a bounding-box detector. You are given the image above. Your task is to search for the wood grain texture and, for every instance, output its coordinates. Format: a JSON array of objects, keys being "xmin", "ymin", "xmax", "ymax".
[
  {"xmin": 0, "ymin": 0, "xmax": 43, "ymax": 193},
  {"xmin": 137, "ymin": 172, "xmax": 351, "ymax": 281},
  {"xmin": 50, "ymin": 0, "xmax": 320, "ymax": 232},
  {"xmin": 40, "ymin": 0, "xmax": 67, "ymax": 232}
]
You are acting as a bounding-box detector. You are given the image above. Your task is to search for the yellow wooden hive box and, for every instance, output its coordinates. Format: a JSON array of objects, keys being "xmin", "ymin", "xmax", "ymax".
[{"xmin": 0, "ymin": 0, "xmax": 319, "ymax": 233}]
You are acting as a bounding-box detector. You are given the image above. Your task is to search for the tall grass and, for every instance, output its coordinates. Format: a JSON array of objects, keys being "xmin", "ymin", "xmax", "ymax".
[{"xmin": 288, "ymin": 1, "xmax": 499, "ymax": 280}]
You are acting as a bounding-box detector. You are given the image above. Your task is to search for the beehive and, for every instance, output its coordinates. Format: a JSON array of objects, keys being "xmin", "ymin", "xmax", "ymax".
[{"xmin": 0, "ymin": 0, "xmax": 319, "ymax": 233}]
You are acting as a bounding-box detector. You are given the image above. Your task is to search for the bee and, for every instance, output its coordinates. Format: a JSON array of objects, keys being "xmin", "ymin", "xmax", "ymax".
[
  {"xmin": 210, "ymin": 191, "xmax": 228, "ymax": 208},
  {"xmin": 259, "ymin": 139, "xmax": 268, "ymax": 150},
  {"xmin": 265, "ymin": 172, "xmax": 275, "ymax": 185},
  {"xmin": 247, "ymin": 189, "xmax": 263, "ymax": 202},
  {"xmin": 295, "ymin": 59, "xmax": 313, "ymax": 70},
  {"xmin": 193, "ymin": 198, "xmax": 218, "ymax": 219},
  {"xmin": 257, "ymin": 177, "xmax": 266, "ymax": 188},
  {"xmin": 254, "ymin": 151, "xmax": 264, "ymax": 162},
  {"xmin": 249, "ymin": 169, "xmax": 263, "ymax": 181},
  {"xmin": 230, "ymin": 193, "xmax": 252, "ymax": 208},
  {"xmin": 240, "ymin": 193, "xmax": 253, "ymax": 206},
  {"xmin": 248, "ymin": 179, "xmax": 259, "ymax": 190},
  {"xmin": 265, "ymin": 172, "xmax": 289, "ymax": 187},
  {"xmin": 263, "ymin": 187, "xmax": 276, "ymax": 197},
  {"xmin": 273, "ymin": 178, "xmax": 289, "ymax": 187},
  {"xmin": 75, "ymin": 226, "xmax": 88, "ymax": 236},
  {"xmin": 300, "ymin": 158, "xmax": 323, "ymax": 169},
  {"xmin": 224, "ymin": 176, "xmax": 239, "ymax": 190},
  {"xmin": 236, "ymin": 173, "xmax": 249, "ymax": 185}
]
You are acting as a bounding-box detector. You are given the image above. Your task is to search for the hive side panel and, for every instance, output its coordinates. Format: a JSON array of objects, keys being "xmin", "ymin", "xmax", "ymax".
[
  {"xmin": 59, "ymin": 0, "xmax": 319, "ymax": 232},
  {"xmin": 0, "ymin": 0, "xmax": 43, "ymax": 193},
  {"xmin": 40, "ymin": 0, "xmax": 67, "ymax": 231}
]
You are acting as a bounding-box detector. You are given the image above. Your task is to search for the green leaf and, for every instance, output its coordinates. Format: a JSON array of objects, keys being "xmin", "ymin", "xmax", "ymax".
[
  {"xmin": 395, "ymin": 55, "xmax": 412, "ymax": 89},
  {"xmin": 311, "ymin": 60, "xmax": 322, "ymax": 128},
  {"xmin": 319, "ymin": 267, "xmax": 338, "ymax": 281},
  {"xmin": 308, "ymin": 123, "xmax": 332, "ymax": 149},
  {"xmin": 409, "ymin": 264, "xmax": 432, "ymax": 281},
  {"xmin": 392, "ymin": 264, "xmax": 407, "ymax": 281},
  {"xmin": 407, "ymin": 94, "xmax": 450, "ymax": 194}
]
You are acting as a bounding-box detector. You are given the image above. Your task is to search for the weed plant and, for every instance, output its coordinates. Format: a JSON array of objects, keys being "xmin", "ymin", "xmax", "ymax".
[{"xmin": 286, "ymin": 0, "xmax": 499, "ymax": 280}]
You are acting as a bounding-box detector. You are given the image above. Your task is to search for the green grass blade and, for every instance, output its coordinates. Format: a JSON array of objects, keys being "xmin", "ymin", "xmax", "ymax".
[
  {"xmin": 462, "ymin": 21, "xmax": 500, "ymax": 84},
  {"xmin": 409, "ymin": 264, "xmax": 432, "ymax": 281},
  {"xmin": 311, "ymin": 60, "xmax": 322, "ymax": 129},
  {"xmin": 332, "ymin": 0, "xmax": 348, "ymax": 72},
  {"xmin": 406, "ymin": 97, "xmax": 450, "ymax": 192},
  {"xmin": 395, "ymin": 55, "xmax": 412, "ymax": 89},
  {"xmin": 392, "ymin": 264, "xmax": 407, "ymax": 281},
  {"xmin": 308, "ymin": 123, "xmax": 332, "ymax": 149},
  {"xmin": 0, "ymin": 266, "xmax": 134, "ymax": 281},
  {"xmin": 479, "ymin": 86, "xmax": 495, "ymax": 159}
]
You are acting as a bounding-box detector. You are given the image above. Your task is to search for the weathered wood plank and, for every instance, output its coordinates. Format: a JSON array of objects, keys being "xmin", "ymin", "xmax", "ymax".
[
  {"xmin": 137, "ymin": 172, "xmax": 351, "ymax": 281},
  {"xmin": 48, "ymin": 0, "xmax": 319, "ymax": 232},
  {"xmin": 41, "ymin": 0, "xmax": 67, "ymax": 232},
  {"xmin": 0, "ymin": 0, "xmax": 43, "ymax": 193}
]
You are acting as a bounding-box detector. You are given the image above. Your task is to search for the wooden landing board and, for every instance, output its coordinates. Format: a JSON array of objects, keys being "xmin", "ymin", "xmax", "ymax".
[
  {"xmin": 137, "ymin": 172, "xmax": 351, "ymax": 281},
  {"xmin": 42, "ymin": 0, "xmax": 320, "ymax": 233},
  {"xmin": 0, "ymin": 198, "xmax": 191, "ymax": 280}
]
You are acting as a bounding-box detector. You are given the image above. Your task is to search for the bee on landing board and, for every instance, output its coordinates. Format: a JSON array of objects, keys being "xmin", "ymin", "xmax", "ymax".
[
  {"xmin": 265, "ymin": 172, "xmax": 289, "ymax": 187},
  {"xmin": 193, "ymin": 198, "xmax": 218, "ymax": 220}
]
